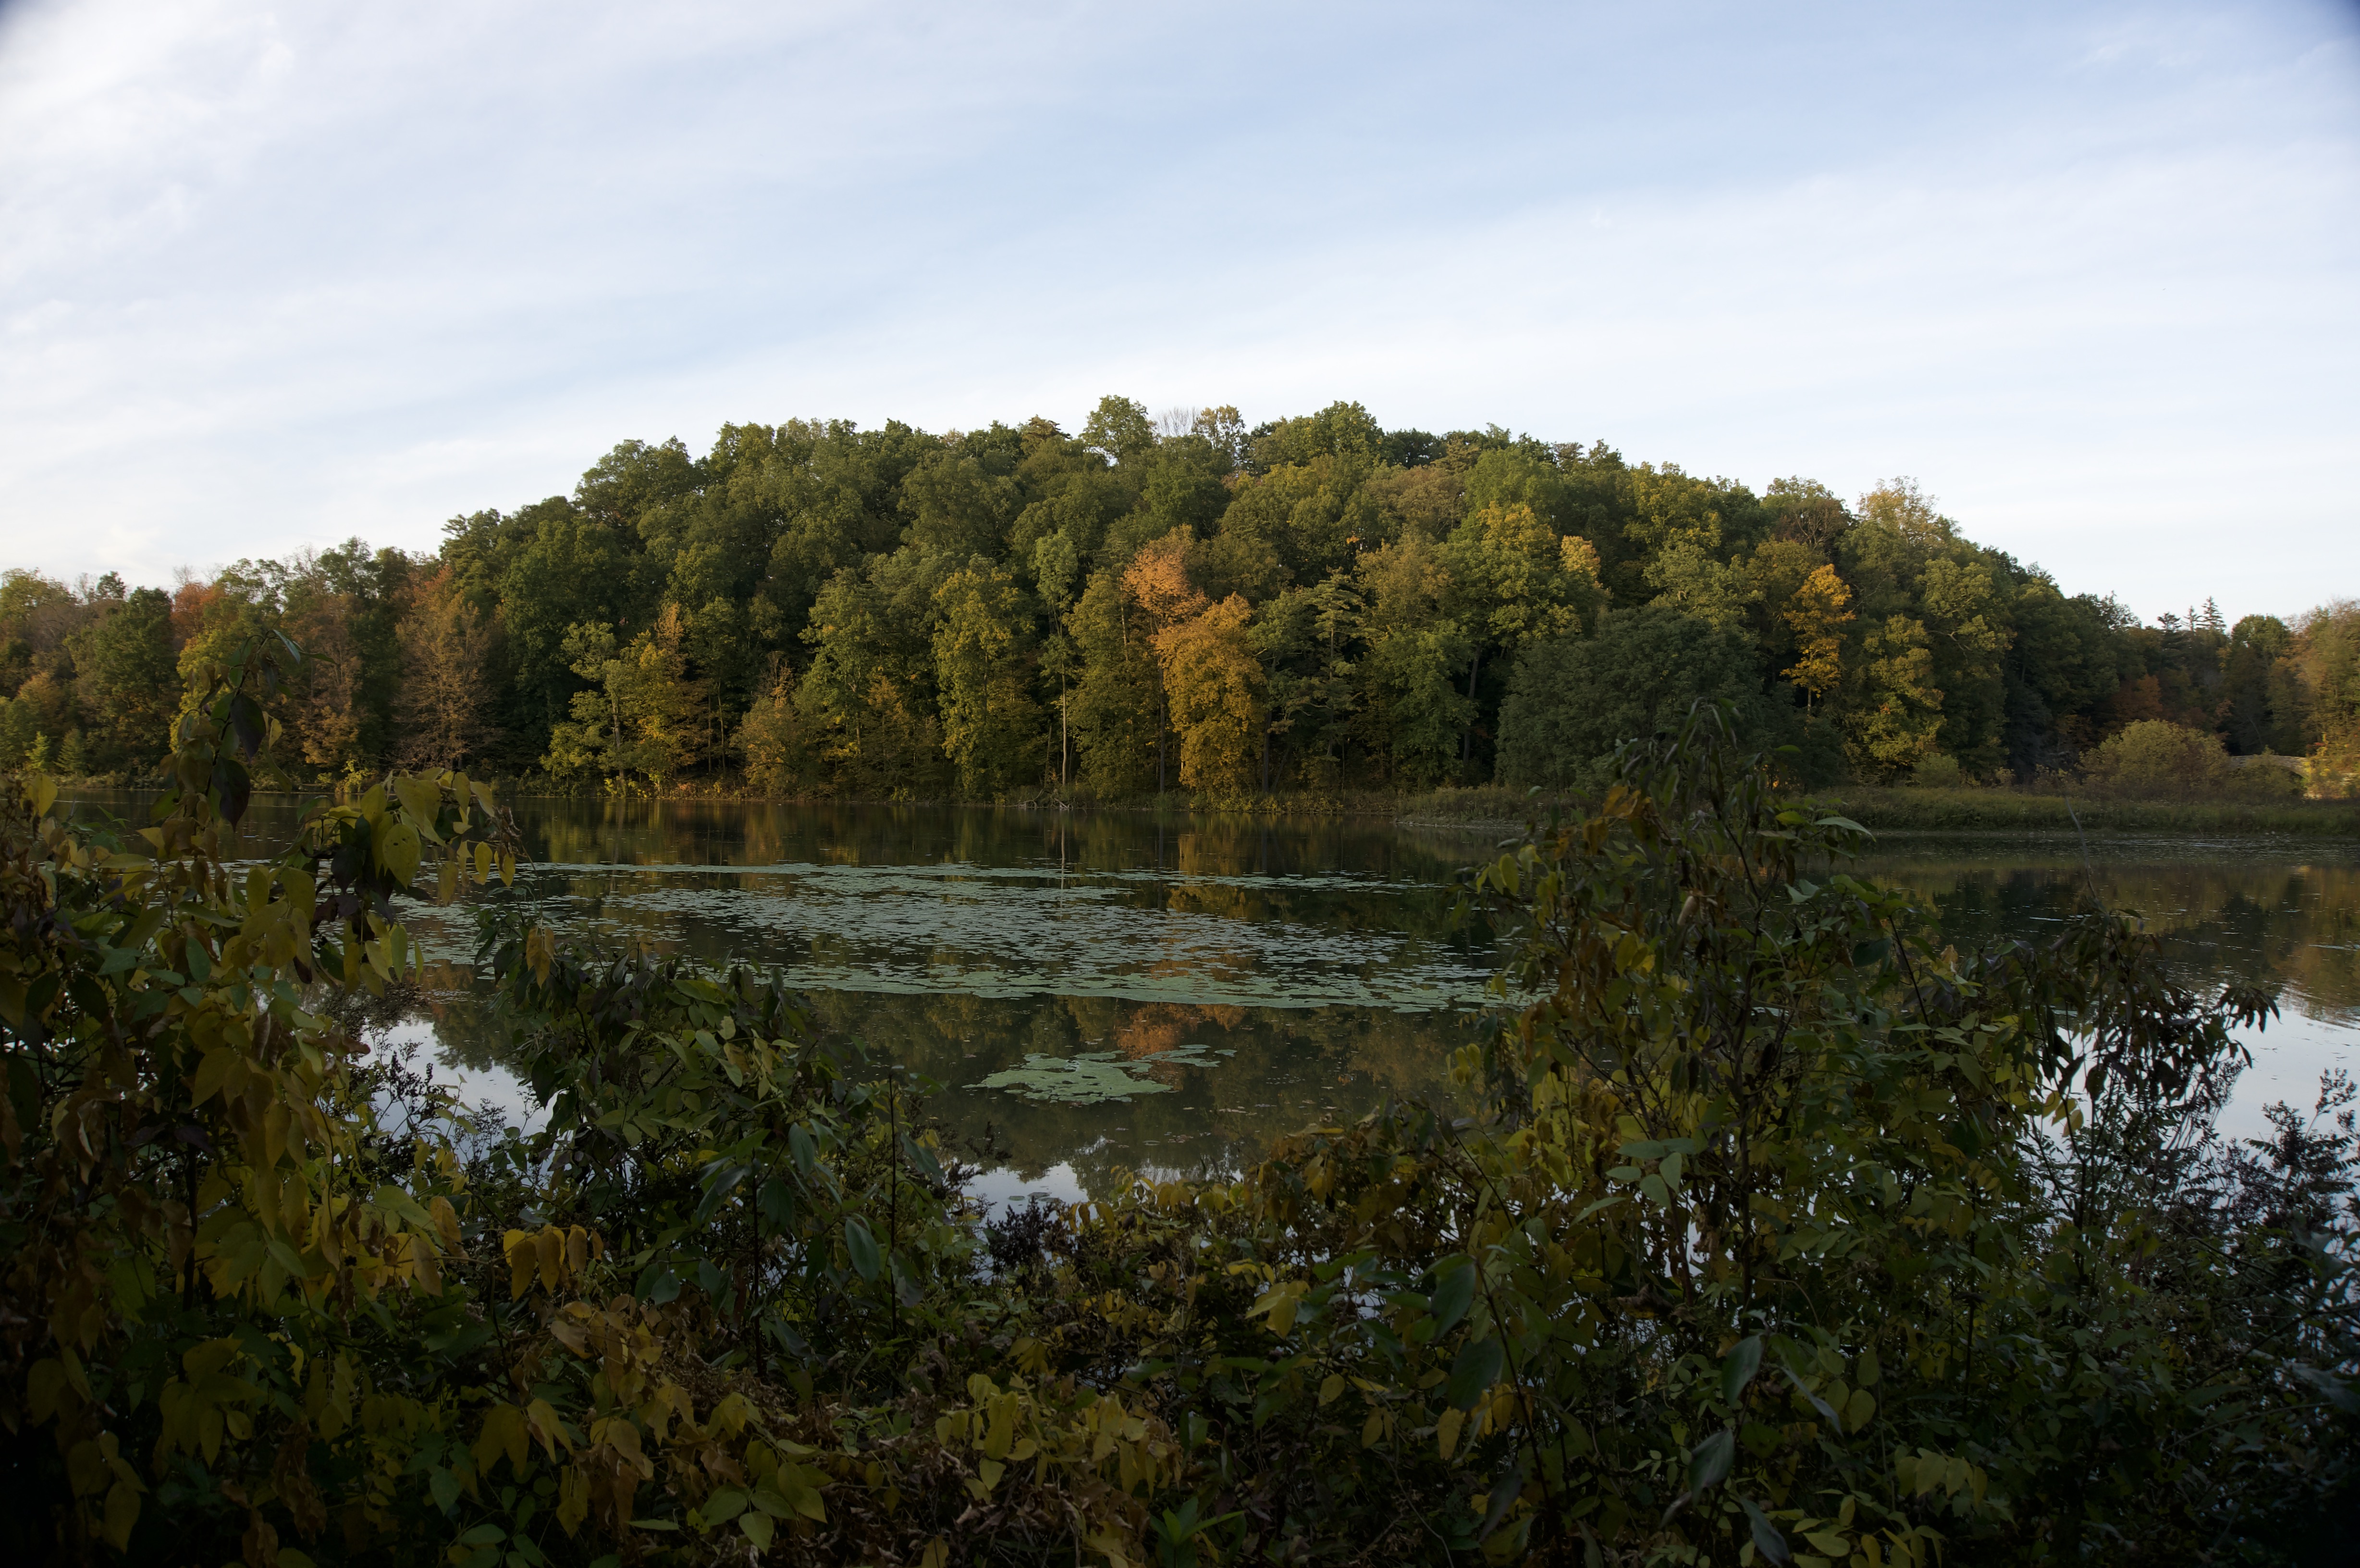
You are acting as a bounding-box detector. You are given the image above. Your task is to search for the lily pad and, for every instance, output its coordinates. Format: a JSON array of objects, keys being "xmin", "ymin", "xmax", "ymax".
[{"xmin": 976, "ymin": 1043, "xmax": 1234, "ymax": 1104}]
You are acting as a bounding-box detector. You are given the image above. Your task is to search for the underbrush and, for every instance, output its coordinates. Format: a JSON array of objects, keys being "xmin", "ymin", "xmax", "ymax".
[{"xmin": 6, "ymin": 661, "xmax": 2356, "ymax": 1567}]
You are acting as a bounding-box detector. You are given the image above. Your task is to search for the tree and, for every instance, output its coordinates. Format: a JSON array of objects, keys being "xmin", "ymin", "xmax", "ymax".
[
  {"xmin": 1780, "ymin": 563, "xmax": 1853, "ymax": 711},
  {"xmin": 931, "ymin": 565, "xmax": 1041, "ymax": 796},
  {"xmin": 1153, "ymin": 594, "xmax": 1265, "ymax": 798},
  {"xmin": 544, "ymin": 605, "xmax": 701, "ymax": 786},
  {"xmin": 395, "ymin": 575, "xmax": 500, "ymax": 770},
  {"xmin": 1845, "ymin": 614, "xmax": 1944, "ymax": 779},
  {"xmin": 1066, "ymin": 569, "xmax": 1161, "ymax": 796},
  {"xmin": 738, "ymin": 656, "xmax": 812, "ymax": 797},
  {"xmin": 67, "ymin": 586, "xmax": 177, "ymax": 772},
  {"xmin": 1494, "ymin": 603, "xmax": 1767, "ymax": 787}
]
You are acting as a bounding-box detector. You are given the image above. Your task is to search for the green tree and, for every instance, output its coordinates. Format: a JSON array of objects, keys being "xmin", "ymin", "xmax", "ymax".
[
  {"xmin": 1494, "ymin": 603, "xmax": 1768, "ymax": 787},
  {"xmin": 931, "ymin": 565, "xmax": 1041, "ymax": 796},
  {"xmin": 67, "ymin": 586, "xmax": 177, "ymax": 772},
  {"xmin": 1066, "ymin": 569, "xmax": 1162, "ymax": 796}
]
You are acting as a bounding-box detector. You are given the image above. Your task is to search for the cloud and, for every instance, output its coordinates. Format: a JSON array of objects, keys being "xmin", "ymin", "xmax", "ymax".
[{"xmin": 0, "ymin": 0, "xmax": 2353, "ymax": 613}]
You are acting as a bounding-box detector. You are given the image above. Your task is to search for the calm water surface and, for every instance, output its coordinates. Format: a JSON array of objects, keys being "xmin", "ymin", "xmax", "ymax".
[{"xmin": 64, "ymin": 794, "xmax": 2360, "ymax": 1201}]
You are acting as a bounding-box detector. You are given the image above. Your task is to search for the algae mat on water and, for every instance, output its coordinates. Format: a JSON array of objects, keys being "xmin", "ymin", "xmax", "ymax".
[{"xmin": 975, "ymin": 1042, "xmax": 1238, "ymax": 1104}]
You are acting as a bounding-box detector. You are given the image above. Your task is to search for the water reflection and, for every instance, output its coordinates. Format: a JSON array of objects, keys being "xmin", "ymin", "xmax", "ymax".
[
  {"xmin": 56, "ymin": 792, "xmax": 2360, "ymax": 1181},
  {"xmin": 1852, "ymin": 837, "xmax": 2360, "ymax": 1136}
]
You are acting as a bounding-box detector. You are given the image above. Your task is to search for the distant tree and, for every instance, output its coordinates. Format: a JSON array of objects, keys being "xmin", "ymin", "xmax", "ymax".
[
  {"xmin": 395, "ymin": 576, "xmax": 500, "ymax": 770},
  {"xmin": 1495, "ymin": 605, "xmax": 1765, "ymax": 788},
  {"xmin": 1782, "ymin": 564, "xmax": 1854, "ymax": 712},
  {"xmin": 69, "ymin": 586, "xmax": 177, "ymax": 771},
  {"xmin": 931, "ymin": 565, "xmax": 1040, "ymax": 796}
]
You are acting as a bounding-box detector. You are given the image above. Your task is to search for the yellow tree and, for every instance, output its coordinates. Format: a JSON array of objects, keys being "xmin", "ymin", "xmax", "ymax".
[
  {"xmin": 1153, "ymin": 594, "xmax": 1265, "ymax": 797},
  {"xmin": 1120, "ymin": 534, "xmax": 1205, "ymax": 791},
  {"xmin": 1782, "ymin": 564, "xmax": 1855, "ymax": 712}
]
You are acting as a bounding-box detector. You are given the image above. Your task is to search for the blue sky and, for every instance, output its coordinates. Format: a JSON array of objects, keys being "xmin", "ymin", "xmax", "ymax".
[{"xmin": 1, "ymin": 0, "xmax": 2354, "ymax": 622}]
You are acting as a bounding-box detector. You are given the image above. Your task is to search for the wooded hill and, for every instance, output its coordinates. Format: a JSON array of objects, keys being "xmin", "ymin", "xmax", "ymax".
[{"xmin": 5, "ymin": 398, "xmax": 2355, "ymax": 798}]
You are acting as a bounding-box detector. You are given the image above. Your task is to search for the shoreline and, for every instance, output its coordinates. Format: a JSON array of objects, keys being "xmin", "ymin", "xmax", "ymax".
[{"xmin": 46, "ymin": 775, "xmax": 2360, "ymax": 839}]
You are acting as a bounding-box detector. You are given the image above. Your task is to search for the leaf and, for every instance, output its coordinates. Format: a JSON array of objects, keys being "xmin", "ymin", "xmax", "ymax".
[
  {"xmin": 1721, "ymin": 1336, "xmax": 1763, "ymax": 1406},
  {"xmin": 1688, "ymin": 1429, "xmax": 1733, "ymax": 1493},
  {"xmin": 1739, "ymin": 1496, "xmax": 1792, "ymax": 1565},
  {"xmin": 899, "ymin": 1131, "xmax": 946, "ymax": 1188},
  {"xmin": 1436, "ymin": 1407, "xmax": 1465, "ymax": 1460},
  {"xmin": 393, "ymin": 775, "xmax": 442, "ymax": 828},
  {"xmin": 844, "ymin": 1218, "xmax": 881, "ymax": 1282},
  {"xmin": 1428, "ymin": 1258, "xmax": 1477, "ymax": 1337},
  {"xmin": 1784, "ymin": 1363, "xmax": 1842, "ymax": 1429},
  {"xmin": 1844, "ymin": 1387, "xmax": 1876, "ymax": 1432},
  {"xmin": 381, "ymin": 821, "xmax": 421, "ymax": 889},
  {"xmin": 2292, "ymin": 1363, "xmax": 2360, "ymax": 1414},
  {"xmin": 1446, "ymin": 1336, "xmax": 1504, "ymax": 1410},
  {"xmin": 739, "ymin": 1512, "xmax": 774, "ymax": 1550}
]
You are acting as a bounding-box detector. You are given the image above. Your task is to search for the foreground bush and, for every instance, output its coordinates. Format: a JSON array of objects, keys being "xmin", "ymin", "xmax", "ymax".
[{"xmin": 2, "ymin": 656, "xmax": 2354, "ymax": 1566}]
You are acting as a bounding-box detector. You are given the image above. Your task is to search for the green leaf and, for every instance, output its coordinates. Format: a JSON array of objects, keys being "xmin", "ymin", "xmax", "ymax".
[
  {"xmin": 1739, "ymin": 1496, "xmax": 1792, "ymax": 1565},
  {"xmin": 429, "ymin": 1467, "xmax": 459, "ymax": 1515},
  {"xmin": 1427, "ymin": 1259, "xmax": 1477, "ymax": 1337},
  {"xmin": 1720, "ymin": 1336, "xmax": 1763, "ymax": 1406},
  {"xmin": 701, "ymin": 1488, "xmax": 748, "ymax": 1524},
  {"xmin": 844, "ymin": 1218, "xmax": 881, "ymax": 1282},
  {"xmin": 1688, "ymin": 1428, "xmax": 1733, "ymax": 1493},
  {"xmin": 900, "ymin": 1131, "xmax": 946, "ymax": 1188},
  {"xmin": 1446, "ymin": 1336, "xmax": 1504, "ymax": 1409}
]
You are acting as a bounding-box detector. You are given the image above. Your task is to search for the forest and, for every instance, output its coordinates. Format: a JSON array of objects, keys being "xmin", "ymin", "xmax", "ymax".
[{"xmin": 4, "ymin": 397, "xmax": 2356, "ymax": 802}]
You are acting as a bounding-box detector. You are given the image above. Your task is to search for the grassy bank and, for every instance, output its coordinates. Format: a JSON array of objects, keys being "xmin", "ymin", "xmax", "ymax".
[
  {"xmin": 1395, "ymin": 781, "xmax": 2360, "ymax": 838},
  {"xmin": 1825, "ymin": 785, "xmax": 2360, "ymax": 836},
  {"xmin": 55, "ymin": 767, "xmax": 2360, "ymax": 838}
]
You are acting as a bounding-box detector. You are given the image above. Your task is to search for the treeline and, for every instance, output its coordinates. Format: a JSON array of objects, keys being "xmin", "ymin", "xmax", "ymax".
[{"xmin": 5, "ymin": 397, "xmax": 2357, "ymax": 797}]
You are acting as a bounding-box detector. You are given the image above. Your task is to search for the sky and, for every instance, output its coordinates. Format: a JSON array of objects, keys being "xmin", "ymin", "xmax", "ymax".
[{"xmin": 1, "ymin": 0, "xmax": 2355, "ymax": 624}]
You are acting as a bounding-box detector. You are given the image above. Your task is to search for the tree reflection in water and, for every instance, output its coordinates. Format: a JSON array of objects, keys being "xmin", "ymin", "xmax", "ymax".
[{"xmin": 68, "ymin": 789, "xmax": 2359, "ymax": 1183}]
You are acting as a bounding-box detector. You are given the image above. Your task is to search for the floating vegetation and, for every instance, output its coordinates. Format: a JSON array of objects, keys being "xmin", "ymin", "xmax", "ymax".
[{"xmin": 976, "ymin": 1042, "xmax": 1235, "ymax": 1104}]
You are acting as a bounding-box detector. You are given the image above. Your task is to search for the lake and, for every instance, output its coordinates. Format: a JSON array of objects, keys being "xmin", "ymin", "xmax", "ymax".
[{"xmin": 63, "ymin": 794, "xmax": 2360, "ymax": 1205}]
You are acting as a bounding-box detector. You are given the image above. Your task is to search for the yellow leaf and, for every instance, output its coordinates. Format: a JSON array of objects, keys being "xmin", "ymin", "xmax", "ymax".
[
  {"xmin": 1437, "ymin": 1407, "xmax": 1465, "ymax": 1460},
  {"xmin": 381, "ymin": 821, "xmax": 421, "ymax": 888},
  {"xmin": 102, "ymin": 1481, "xmax": 139, "ymax": 1551},
  {"xmin": 1319, "ymin": 1373, "xmax": 1345, "ymax": 1406},
  {"xmin": 475, "ymin": 1404, "xmax": 529, "ymax": 1478},
  {"xmin": 393, "ymin": 775, "xmax": 442, "ymax": 828},
  {"xmin": 190, "ymin": 1048, "xmax": 237, "ymax": 1107},
  {"xmin": 503, "ymin": 1230, "xmax": 535, "ymax": 1299},
  {"xmin": 977, "ymin": 1458, "xmax": 1005, "ymax": 1493}
]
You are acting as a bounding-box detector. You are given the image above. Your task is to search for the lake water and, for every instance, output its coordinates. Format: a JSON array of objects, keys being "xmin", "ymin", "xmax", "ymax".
[{"xmin": 62, "ymin": 794, "xmax": 2360, "ymax": 1204}]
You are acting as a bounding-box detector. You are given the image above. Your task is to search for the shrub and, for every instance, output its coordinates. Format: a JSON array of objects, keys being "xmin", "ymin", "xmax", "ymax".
[
  {"xmin": 2083, "ymin": 718, "xmax": 2301, "ymax": 801},
  {"xmin": 1904, "ymin": 751, "xmax": 1964, "ymax": 788},
  {"xmin": 4, "ymin": 665, "xmax": 2353, "ymax": 1566}
]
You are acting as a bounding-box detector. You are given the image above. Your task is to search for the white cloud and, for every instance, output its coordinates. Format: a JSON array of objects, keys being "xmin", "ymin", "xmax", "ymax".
[{"xmin": 0, "ymin": 0, "xmax": 2353, "ymax": 615}]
